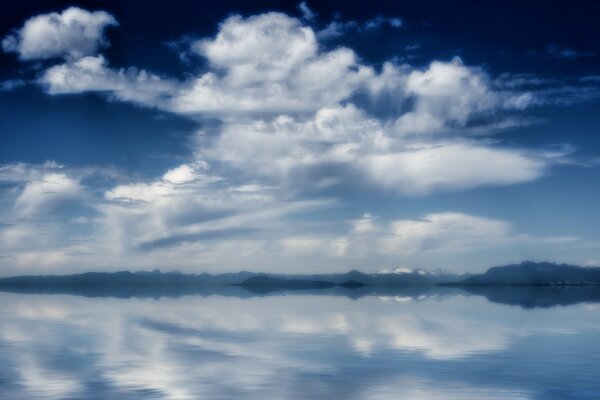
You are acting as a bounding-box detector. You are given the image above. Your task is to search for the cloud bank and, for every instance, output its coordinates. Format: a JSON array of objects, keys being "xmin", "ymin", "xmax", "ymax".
[{"xmin": 0, "ymin": 7, "xmax": 596, "ymax": 274}]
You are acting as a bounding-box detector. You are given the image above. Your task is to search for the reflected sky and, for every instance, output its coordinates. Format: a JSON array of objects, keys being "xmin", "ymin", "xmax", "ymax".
[{"xmin": 0, "ymin": 292, "xmax": 599, "ymax": 399}]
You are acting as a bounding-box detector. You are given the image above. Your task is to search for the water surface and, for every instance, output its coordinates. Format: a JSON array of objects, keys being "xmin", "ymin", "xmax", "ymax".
[{"xmin": 0, "ymin": 288, "xmax": 599, "ymax": 399}]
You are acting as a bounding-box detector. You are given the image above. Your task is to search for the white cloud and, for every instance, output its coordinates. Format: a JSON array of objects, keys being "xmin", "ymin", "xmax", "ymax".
[
  {"xmin": 279, "ymin": 212, "xmax": 513, "ymax": 259},
  {"xmin": 199, "ymin": 105, "xmax": 558, "ymax": 195},
  {"xmin": 15, "ymin": 173, "xmax": 84, "ymax": 217},
  {"xmin": 163, "ymin": 163, "xmax": 204, "ymax": 184},
  {"xmin": 170, "ymin": 13, "xmax": 373, "ymax": 115},
  {"xmin": 33, "ymin": 12, "xmax": 375, "ymax": 116},
  {"xmin": 385, "ymin": 212, "xmax": 513, "ymax": 254},
  {"xmin": 194, "ymin": 13, "xmax": 317, "ymax": 82},
  {"xmin": 98, "ymin": 166, "xmax": 330, "ymax": 258},
  {"xmin": 12, "ymin": 8, "xmax": 536, "ymax": 127},
  {"xmin": 3, "ymin": 292, "xmax": 597, "ymax": 399},
  {"xmin": 40, "ymin": 55, "xmax": 178, "ymax": 107},
  {"xmin": 395, "ymin": 58, "xmax": 497, "ymax": 134},
  {"xmin": 0, "ymin": 8, "xmax": 594, "ymax": 273},
  {"xmin": 359, "ymin": 142, "xmax": 548, "ymax": 195},
  {"xmin": 2, "ymin": 7, "xmax": 117, "ymax": 60}
]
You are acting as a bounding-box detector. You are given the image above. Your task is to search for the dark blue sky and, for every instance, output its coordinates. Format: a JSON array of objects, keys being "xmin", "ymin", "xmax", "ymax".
[{"xmin": 0, "ymin": 0, "xmax": 599, "ymax": 275}]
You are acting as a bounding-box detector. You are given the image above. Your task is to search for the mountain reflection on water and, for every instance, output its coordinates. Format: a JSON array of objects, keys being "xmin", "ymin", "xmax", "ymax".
[{"xmin": 0, "ymin": 289, "xmax": 599, "ymax": 399}]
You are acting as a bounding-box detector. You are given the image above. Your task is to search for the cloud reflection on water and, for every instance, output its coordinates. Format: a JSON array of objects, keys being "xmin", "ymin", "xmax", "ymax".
[{"xmin": 0, "ymin": 292, "xmax": 599, "ymax": 399}]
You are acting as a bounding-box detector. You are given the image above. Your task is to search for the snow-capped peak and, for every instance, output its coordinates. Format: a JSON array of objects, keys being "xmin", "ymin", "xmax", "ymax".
[{"xmin": 374, "ymin": 266, "xmax": 413, "ymax": 275}]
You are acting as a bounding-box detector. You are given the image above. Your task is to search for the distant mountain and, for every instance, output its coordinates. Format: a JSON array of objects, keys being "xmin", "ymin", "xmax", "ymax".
[
  {"xmin": 0, "ymin": 267, "xmax": 469, "ymax": 293},
  {"xmin": 448, "ymin": 261, "xmax": 600, "ymax": 286},
  {"xmin": 2, "ymin": 265, "xmax": 600, "ymax": 307},
  {"xmin": 374, "ymin": 266, "xmax": 414, "ymax": 274},
  {"xmin": 370, "ymin": 267, "xmax": 468, "ymax": 285}
]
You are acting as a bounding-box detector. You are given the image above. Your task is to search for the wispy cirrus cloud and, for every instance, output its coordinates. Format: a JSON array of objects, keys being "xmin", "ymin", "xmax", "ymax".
[{"xmin": 545, "ymin": 44, "xmax": 595, "ymax": 60}]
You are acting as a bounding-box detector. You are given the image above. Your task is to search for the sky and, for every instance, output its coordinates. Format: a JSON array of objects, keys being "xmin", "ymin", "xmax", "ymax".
[{"xmin": 0, "ymin": 0, "xmax": 599, "ymax": 276}]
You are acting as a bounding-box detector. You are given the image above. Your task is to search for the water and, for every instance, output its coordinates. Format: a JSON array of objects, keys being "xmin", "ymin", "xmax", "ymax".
[{"xmin": 0, "ymin": 288, "xmax": 599, "ymax": 399}]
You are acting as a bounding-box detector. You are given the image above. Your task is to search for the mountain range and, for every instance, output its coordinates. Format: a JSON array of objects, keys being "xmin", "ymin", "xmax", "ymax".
[
  {"xmin": 0, "ymin": 262, "xmax": 598, "ymax": 294},
  {"xmin": 447, "ymin": 261, "xmax": 600, "ymax": 286}
]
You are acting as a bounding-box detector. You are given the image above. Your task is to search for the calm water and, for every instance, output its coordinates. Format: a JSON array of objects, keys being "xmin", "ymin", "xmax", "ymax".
[{"xmin": 0, "ymin": 288, "xmax": 599, "ymax": 399}]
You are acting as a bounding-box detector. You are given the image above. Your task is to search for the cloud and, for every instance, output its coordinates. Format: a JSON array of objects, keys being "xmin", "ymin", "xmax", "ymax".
[
  {"xmin": 33, "ymin": 12, "xmax": 374, "ymax": 116},
  {"xmin": 395, "ymin": 58, "xmax": 498, "ymax": 134},
  {"xmin": 358, "ymin": 142, "xmax": 549, "ymax": 195},
  {"xmin": 298, "ymin": 2, "xmax": 316, "ymax": 21},
  {"xmin": 317, "ymin": 15, "xmax": 402, "ymax": 38},
  {"xmin": 364, "ymin": 15, "xmax": 403, "ymax": 29},
  {"xmin": 384, "ymin": 212, "xmax": 513, "ymax": 254},
  {"xmin": 4, "ymin": 292, "xmax": 598, "ymax": 399},
  {"xmin": 172, "ymin": 12, "xmax": 373, "ymax": 115},
  {"xmin": 280, "ymin": 211, "xmax": 513, "ymax": 259},
  {"xmin": 2, "ymin": 7, "xmax": 117, "ymax": 60},
  {"xmin": 0, "ymin": 162, "xmax": 589, "ymax": 273},
  {"xmin": 40, "ymin": 55, "xmax": 178, "ymax": 106},
  {"xmin": 14, "ymin": 173, "xmax": 84, "ymax": 217},
  {"xmin": 98, "ymin": 162, "xmax": 330, "ymax": 258},
  {"xmin": 199, "ymin": 105, "xmax": 560, "ymax": 195},
  {"xmin": 545, "ymin": 44, "xmax": 595, "ymax": 59},
  {"xmin": 274, "ymin": 211, "xmax": 577, "ymax": 264},
  {"xmin": 162, "ymin": 162, "xmax": 208, "ymax": 184},
  {"xmin": 0, "ymin": 79, "xmax": 26, "ymax": 92},
  {"xmin": 1, "ymin": 8, "xmax": 597, "ymax": 273},
  {"xmin": 11, "ymin": 8, "xmax": 537, "ymax": 127}
]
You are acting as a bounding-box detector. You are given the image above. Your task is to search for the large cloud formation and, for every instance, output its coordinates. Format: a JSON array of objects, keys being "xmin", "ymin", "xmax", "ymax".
[
  {"xmin": 0, "ymin": 7, "xmax": 592, "ymax": 273},
  {"xmin": 8, "ymin": 7, "xmax": 557, "ymax": 197}
]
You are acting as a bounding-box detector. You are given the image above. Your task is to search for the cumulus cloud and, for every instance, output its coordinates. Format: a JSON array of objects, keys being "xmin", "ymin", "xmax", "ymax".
[
  {"xmin": 162, "ymin": 162, "xmax": 209, "ymax": 184},
  {"xmin": 2, "ymin": 7, "xmax": 117, "ymax": 60},
  {"xmin": 199, "ymin": 105, "xmax": 559, "ymax": 195},
  {"xmin": 9, "ymin": 8, "xmax": 535, "ymax": 126},
  {"xmin": 171, "ymin": 13, "xmax": 373, "ymax": 115},
  {"xmin": 40, "ymin": 55, "xmax": 178, "ymax": 106},
  {"xmin": 15, "ymin": 173, "xmax": 84, "ymax": 217},
  {"xmin": 395, "ymin": 58, "xmax": 497, "ymax": 134}
]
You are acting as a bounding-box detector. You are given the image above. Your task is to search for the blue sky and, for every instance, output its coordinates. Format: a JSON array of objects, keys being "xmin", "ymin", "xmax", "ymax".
[{"xmin": 0, "ymin": 0, "xmax": 599, "ymax": 275}]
